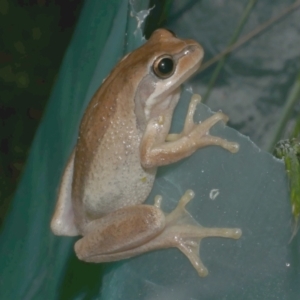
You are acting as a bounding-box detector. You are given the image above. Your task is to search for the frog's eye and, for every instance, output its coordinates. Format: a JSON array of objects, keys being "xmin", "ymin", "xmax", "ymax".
[{"xmin": 153, "ymin": 55, "xmax": 175, "ymax": 79}]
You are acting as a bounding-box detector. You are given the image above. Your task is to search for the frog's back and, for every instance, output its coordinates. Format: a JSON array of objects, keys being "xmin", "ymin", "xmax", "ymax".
[
  {"xmin": 71, "ymin": 29, "xmax": 192, "ymax": 229},
  {"xmin": 72, "ymin": 52, "xmax": 155, "ymax": 229}
]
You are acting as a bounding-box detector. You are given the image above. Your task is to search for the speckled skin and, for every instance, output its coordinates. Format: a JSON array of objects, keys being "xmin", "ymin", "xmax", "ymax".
[
  {"xmin": 51, "ymin": 28, "xmax": 205, "ymax": 235},
  {"xmin": 71, "ymin": 30, "xmax": 196, "ymax": 232},
  {"xmin": 75, "ymin": 90, "xmax": 157, "ymax": 226},
  {"xmin": 50, "ymin": 30, "xmax": 241, "ymax": 276}
]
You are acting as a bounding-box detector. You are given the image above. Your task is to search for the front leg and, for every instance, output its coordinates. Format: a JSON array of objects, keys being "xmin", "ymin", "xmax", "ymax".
[
  {"xmin": 141, "ymin": 94, "xmax": 239, "ymax": 168},
  {"xmin": 166, "ymin": 94, "xmax": 202, "ymax": 142}
]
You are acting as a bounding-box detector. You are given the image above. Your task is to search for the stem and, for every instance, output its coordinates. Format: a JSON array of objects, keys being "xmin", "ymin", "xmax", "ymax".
[
  {"xmin": 267, "ymin": 70, "xmax": 300, "ymax": 152},
  {"xmin": 202, "ymin": 0, "xmax": 258, "ymax": 104},
  {"xmin": 199, "ymin": 0, "xmax": 300, "ymax": 74}
]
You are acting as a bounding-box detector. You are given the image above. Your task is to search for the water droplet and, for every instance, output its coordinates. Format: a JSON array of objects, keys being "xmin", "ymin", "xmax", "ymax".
[{"xmin": 209, "ymin": 189, "xmax": 220, "ymax": 200}]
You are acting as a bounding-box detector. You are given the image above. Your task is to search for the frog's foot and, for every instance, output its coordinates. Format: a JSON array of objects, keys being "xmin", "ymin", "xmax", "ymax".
[
  {"xmin": 74, "ymin": 190, "xmax": 241, "ymax": 277},
  {"xmin": 157, "ymin": 190, "xmax": 242, "ymax": 277},
  {"xmin": 166, "ymin": 94, "xmax": 239, "ymax": 153}
]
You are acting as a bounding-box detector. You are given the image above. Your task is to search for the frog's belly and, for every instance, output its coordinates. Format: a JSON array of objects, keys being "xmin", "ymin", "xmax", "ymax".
[{"xmin": 82, "ymin": 155, "xmax": 157, "ymax": 218}]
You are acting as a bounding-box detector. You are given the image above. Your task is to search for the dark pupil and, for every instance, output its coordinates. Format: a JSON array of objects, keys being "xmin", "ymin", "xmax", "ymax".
[{"xmin": 158, "ymin": 58, "xmax": 174, "ymax": 75}]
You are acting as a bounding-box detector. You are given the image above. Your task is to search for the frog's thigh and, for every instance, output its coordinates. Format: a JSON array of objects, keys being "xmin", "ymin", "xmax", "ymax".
[
  {"xmin": 75, "ymin": 205, "xmax": 165, "ymax": 262},
  {"xmin": 50, "ymin": 149, "xmax": 79, "ymax": 236}
]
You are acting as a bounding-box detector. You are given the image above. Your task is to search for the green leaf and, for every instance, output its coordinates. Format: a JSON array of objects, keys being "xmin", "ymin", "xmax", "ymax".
[
  {"xmin": 0, "ymin": 1, "xmax": 149, "ymax": 299},
  {"xmin": 1, "ymin": 0, "xmax": 300, "ymax": 299}
]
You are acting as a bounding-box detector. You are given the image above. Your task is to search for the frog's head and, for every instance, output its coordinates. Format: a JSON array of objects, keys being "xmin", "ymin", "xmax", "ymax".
[{"xmin": 133, "ymin": 28, "xmax": 204, "ymax": 124}]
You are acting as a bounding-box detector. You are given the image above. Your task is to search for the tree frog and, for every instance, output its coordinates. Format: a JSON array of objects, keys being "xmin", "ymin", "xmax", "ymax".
[{"xmin": 51, "ymin": 29, "xmax": 242, "ymax": 276}]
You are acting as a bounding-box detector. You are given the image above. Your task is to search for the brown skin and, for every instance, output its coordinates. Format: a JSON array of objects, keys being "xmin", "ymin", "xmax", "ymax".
[
  {"xmin": 73, "ymin": 30, "xmax": 201, "ymax": 206},
  {"xmin": 51, "ymin": 29, "xmax": 241, "ymax": 277}
]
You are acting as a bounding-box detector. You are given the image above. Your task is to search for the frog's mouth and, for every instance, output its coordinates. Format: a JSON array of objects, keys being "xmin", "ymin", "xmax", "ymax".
[
  {"xmin": 146, "ymin": 87, "xmax": 181, "ymax": 120},
  {"xmin": 134, "ymin": 75, "xmax": 181, "ymax": 131},
  {"xmin": 144, "ymin": 45, "xmax": 203, "ymax": 115},
  {"xmin": 134, "ymin": 44, "xmax": 203, "ymax": 128}
]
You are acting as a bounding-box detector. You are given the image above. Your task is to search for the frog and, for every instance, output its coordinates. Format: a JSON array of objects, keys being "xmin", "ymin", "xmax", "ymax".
[{"xmin": 51, "ymin": 28, "xmax": 242, "ymax": 277}]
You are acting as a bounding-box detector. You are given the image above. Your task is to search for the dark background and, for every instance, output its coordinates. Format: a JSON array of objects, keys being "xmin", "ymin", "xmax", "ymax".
[{"xmin": 0, "ymin": 0, "xmax": 84, "ymax": 228}]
